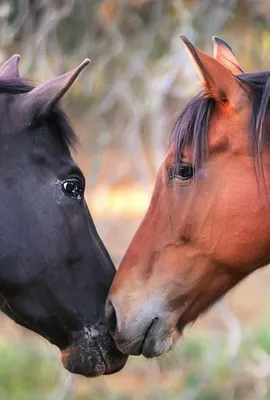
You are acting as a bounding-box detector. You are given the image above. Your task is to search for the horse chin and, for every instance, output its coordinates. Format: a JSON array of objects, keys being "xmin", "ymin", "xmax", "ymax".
[
  {"xmin": 60, "ymin": 324, "xmax": 128, "ymax": 377},
  {"xmin": 145, "ymin": 323, "xmax": 181, "ymax": 358},
  {"xmin": 141, "ymin": 330, "xmax": 177, "ymax": 359},
  {"xmin": 115, "ymin": 318, "xmax": 181, "ymax": 359}
]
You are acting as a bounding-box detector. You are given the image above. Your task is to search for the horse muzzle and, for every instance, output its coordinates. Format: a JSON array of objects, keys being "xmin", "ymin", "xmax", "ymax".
[
  {"xmin": 105, "ymin": 297, "xmax": 179, "ymax": 358},
  {"xmin": 60, "ymin": 323, "xmax": 128, "ymax": 377}
]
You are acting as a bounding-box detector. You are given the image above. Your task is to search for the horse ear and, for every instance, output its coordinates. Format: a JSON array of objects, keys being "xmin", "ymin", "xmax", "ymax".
[
  {"xmin": 180, "ymin": 35, "xmax": 247, "ymax": 107},
  {"xmin": 212, "ymin": 36, "xmax": 244, "ymax": 75},
  {"xmin": 0, "ymin": 54, "xmax": 20, "ymax": 78},
  {"xmin": 25, "ymin": 58, "xmax": 90, "ymax": 114}
]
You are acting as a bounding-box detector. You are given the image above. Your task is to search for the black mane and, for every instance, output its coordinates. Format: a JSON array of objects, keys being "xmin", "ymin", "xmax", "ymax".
[
  {"xmin": 170, "ymin": 70, "xmax": 270, "ymax": 173},
  {"xmin": 0, "ymin": 78, "xmax": 77, "ymax": 151}
]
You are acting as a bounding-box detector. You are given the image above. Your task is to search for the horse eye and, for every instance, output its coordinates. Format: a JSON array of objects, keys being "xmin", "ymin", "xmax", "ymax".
[
  {"xmin": 62, "ymin": 179, "xmax": 83, "ymax": 199},
  {"xmin": 169, "ymin": 163, "xmax": 194, "ymax": 181}
]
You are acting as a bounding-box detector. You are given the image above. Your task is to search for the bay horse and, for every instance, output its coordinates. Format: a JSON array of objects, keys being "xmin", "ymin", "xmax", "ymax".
[
  {"xmin": 105, "ymin": 36, "xmax": 270, "ymax": 358},
  {"xmin": 0, "ymin": 55, "xmax": 127, "ymax": 376}
]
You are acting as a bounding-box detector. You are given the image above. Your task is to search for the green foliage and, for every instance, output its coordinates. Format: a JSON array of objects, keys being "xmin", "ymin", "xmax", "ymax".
[
  {"xmin": 0, "ymin": 339, "xmax": 60, "ymax": 400},
  {"xmin": 254, "ymin": 322, "xmax": 270, "ymax": 353},
  {"xmin": 0, "ymin": 323, "xmax": 270, "ymax": 399},
  {"xmin": 180, "ymin": 336, "xmax": 208, "ymax": 360}
]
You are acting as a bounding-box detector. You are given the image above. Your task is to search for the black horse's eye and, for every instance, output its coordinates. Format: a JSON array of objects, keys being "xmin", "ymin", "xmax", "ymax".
[
  {"xmin": 62, "ymin": 179, "xmax": 83, "ymax": 199},
  {"xmin": 169, "ymin": 163, "xmax": 194, "ymax": 181}
]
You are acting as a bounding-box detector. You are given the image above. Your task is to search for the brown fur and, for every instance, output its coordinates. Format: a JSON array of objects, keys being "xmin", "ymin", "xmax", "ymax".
[{"xmin": 106, "ymin": 37, "xmax": 270, "ymax": 358}]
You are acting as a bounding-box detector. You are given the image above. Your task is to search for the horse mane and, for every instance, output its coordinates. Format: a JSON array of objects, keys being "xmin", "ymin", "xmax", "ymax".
[
  {"xmin": 0, "ymin": 78, "xmax": 77, "ymax": 152},
  {"xmin": 170, "ymin": 70, "xmax": 270, "ymax": 173}
]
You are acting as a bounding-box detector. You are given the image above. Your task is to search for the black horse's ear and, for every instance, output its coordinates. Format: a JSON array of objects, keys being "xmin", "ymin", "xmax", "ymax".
[
  {"xmin": 25, "ymin": 58, "xmax": 90, "ymax": 115},
  {"xmin": 0, "ymin": 54, "xmax": 20, "ymax": 78},
  {"xmin": 212, "ymin": 36, "xmax": 244, "ymax": 75}
]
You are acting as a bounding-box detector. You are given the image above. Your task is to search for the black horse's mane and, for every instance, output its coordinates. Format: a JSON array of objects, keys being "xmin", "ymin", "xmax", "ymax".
[
  {"xmin": 0, "ymin": 78, "xmax": 77, "ymax": 151},
  {"xmin": 170, "ymin": 70, "xmax": 270, "ymax": 173}
]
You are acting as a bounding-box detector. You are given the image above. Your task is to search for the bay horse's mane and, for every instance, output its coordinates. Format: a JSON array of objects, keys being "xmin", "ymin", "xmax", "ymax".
[
  {"xmin": 170, "ymin": 70, "xmax": 270, "ymax": 173},
  {"xmin": 0, "ymin": 77, "xmax": 77, "ymax": 153}
]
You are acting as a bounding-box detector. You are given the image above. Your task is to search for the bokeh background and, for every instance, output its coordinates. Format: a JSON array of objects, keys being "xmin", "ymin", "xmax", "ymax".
[{"xmin": 1, "ymin": 0, "xmax": 270, "ymax": 399}]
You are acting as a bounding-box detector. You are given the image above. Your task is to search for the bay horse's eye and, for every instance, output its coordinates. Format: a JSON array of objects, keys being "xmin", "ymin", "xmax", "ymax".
[
  {"xmin": 62, "ymin": 179, "xmax": 83, "ymax": 199},
  {"xmin": 168, "ymin": 163, "xmax": 194, "ymax": 181}
]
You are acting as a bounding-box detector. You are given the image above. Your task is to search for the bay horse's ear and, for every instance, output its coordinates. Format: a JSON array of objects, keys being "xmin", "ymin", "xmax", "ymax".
[
  {"xmin": 212, "ymin": 36, "xmax": 244, "ymax": 75},
  {"xmin": 180, "ymin": 35, "xmax": 247, "ymax": 107},
  {"xmin": 0, "ymin": 54, "xmax": 20, "ymax": 78},
  {"xmin": 25, "ymin": 58, "xmax": 90, "ymax": 114}
]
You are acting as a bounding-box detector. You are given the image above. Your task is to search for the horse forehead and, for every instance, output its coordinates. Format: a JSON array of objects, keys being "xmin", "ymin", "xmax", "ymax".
[
  {"xmin": 0, "ymin": 94, "xmax": 27, "ymax": 134},
  {"xmin": 0, "ymin": 93, "xmax": 14, "ymax": 120},
  {"xmin": 0, "ymin": 124, "xmax": 57, "ymax": 170},
  {"xmin": 208, "ymin": 105, "xmax": 251, "ymax": 152}
]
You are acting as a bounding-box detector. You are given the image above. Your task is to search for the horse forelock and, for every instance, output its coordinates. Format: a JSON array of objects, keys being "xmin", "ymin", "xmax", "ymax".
[{"xmin": 170, "ymin": 70, "xmax": 270, "ymax": 175}]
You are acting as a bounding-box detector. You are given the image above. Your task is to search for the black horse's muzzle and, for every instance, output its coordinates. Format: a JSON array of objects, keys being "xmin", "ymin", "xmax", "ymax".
[{"xmin": 61, "ymin": 322, "xmax": 128, "ymax": 377}]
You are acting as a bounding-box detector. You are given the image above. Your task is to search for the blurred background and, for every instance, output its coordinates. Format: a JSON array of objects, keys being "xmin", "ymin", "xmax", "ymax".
[{"xmin": 1, "ymin": 0, "xmax": 270, "ymax": 399}]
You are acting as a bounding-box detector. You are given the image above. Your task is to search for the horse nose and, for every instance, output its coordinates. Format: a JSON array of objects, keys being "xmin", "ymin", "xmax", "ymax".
[
  {"xmin": 105, "ymin": 299, "xmax": 118, "ymax": 337},
  {"xmin": 105, "ymin": 296, "xmax": 174, "ymax": 357}
]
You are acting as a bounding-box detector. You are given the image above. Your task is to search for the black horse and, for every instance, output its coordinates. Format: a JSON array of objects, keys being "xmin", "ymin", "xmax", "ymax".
[{"xmin": 0, "ymin": 55, "xmax": 127, "ymax": 376}]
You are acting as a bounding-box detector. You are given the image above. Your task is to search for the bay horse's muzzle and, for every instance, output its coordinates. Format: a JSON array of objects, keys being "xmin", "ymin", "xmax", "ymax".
[{"xmin": 105, "ymin": 297, "xmax": 177, "ymax": 358}]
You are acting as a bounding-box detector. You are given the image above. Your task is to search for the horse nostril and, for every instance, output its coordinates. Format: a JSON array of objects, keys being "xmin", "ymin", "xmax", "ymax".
[{"xmin": 105, "ymin": 299, "xmax": 118, "ymax": 337}]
